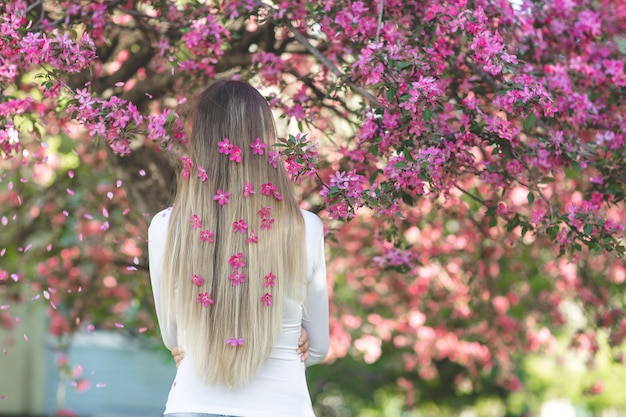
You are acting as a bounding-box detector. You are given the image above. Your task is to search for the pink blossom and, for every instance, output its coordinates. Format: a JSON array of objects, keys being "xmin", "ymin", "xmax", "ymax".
[
  {"xmin": 218, "ymin": 138, "xmax": 233, "ymax": 154},
  {"xmin": 268, "ymin": 151, "xmax": 280, "ymax": 168},
  {"xmin": 228, "ymin": 271, "xmax": 246, "ymax": 286},
  {"xmin": 229, "ymin": 146, "xmax": 242, "ymax": 163},
  {"xmin": 243, "ymin": 181, "xmax": 255, "ymax": 197},
  {"xmin": 181, "ymin": 156, "xmax": 194, "ymax": 179},
  {"xmin": 199, "ymin": 229, "xmax": 215, "ymax": 243},
  {"xmin": 197, "ymin": 292, "xmax": 214, "ymax": 307},
  {"xmin": 225, "ymin": 338, "xmax": 244, "ymax": 346},
  {"xmin": 228, "ymin": 252, "xmax": 244, "ymax": 269},
  {"xmin": 188, "ymin": 214, "xmax": 202, "ymax": 229},
  {"xmin": 213, "ymin": 189, "xmax": 231, "ymax": 206},
  {"xmin": 258, "ymin": 206, "xmax": 271, "ymax": 219},
  {"xmin": 260, "ymin": 217, "xmax": 275, "ymax": 230},
  {"xmin": 264, "ymin": 272, "xmax": 276, "ymax": 287},
  {"xmin": 190, "ymin": 274, "xmax": 205, "ymax": 286},
  {"xmin": 246, "ymin": 230, "xmax": 258, "ymax": 244},
  {"xmin": 197, "ymin": 166, "xmax": 208, "ymax": 182},
  {"xmin": 250, "ymin": 137, "xmax": 267, "ymax": 155},
  {"xmin": 232, "ymin": 219, "xmax": 248, "ymax": 233},
  {"xmin": 261, "ymin": 292, "xmax": 273, "ymax": 307}
]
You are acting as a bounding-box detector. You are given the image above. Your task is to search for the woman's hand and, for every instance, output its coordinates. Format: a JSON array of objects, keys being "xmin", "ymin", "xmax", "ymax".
[
  {"xmin": 171, "ymin": 346, "xmax": 185, "ymax": 368},
  {"xmin": 297, "ymin": 326, "xmax": 310, "ymax": 363}
]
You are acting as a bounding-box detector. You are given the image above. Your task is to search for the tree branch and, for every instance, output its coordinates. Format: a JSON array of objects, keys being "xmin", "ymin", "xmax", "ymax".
[{"xmin": 285, "ymin": 23, "xmax": 384, "ymax": 109}]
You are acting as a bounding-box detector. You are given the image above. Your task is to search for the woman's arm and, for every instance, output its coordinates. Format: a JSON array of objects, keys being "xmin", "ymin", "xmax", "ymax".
[
  {"xmin": 302, "ymin": 216, "xmax": 330, "ymax": 366},
  {"xmin": 148, "ymin": 209, "xmax": 178, "ymax": 350}
]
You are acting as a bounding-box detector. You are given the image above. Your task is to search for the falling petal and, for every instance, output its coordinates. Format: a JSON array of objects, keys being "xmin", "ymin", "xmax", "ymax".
[
  {"xmin": 32, "ymin": 294, "xmax": 40, "ymax": 301},
  {"xmin": 50, "ymin": 301, "xmax": 57, "ymax": 310},
  {"xmin": 43, "ymin": 290, "xmax": 50, "ymax": 300},
  {"xmin": 133, "ymin": 256, "xmax": 139, "ymax": 265},
  {"xmin": 0, "ymin": 305, "xmax": 9, "ymax": 310},
  {"xmin": 127, "ymin": 266, "xmax": 137, "ymax": 271},
  {"xmin": 67, "ymin": 188, "xmax": 74, "ymax": 196},
  {"xmin": 84, "ymin": 214, "xmax": 93, "ymax": 220},
  {"xmin": 116, "ymin": 180, "xmax": 122, "ymax": 188},
  {"xmin": 1, "ymin": 216, "xmax": 6, "ymax": 225},
  {"xmin": 24, "ymin": 244, "xmax": 31, "ymax": 253},
  {"xmin": 139, "ymin": 169, "xmax": 146, "ymax": 176},
  {"xmin": 122, "ymin": 208, "xmax": 130, "ymax": 215},
  {"xmin": 63, "ymin": 211, "xmax": 69, "ymax": 216},
  {"xmin": 115, "ymin": 82, "xmax": 125, "ymax": 87},
  {"xmin": 24, "ymin": 334, "xmax": 29, "ymax": 342},
  {"xmin": 138, "ymin": 327, "xmax": 147, "ymax": 333},
  {"xmin": 107, "ymin": 192, "xmax": 113, "ymax": 199},
  {"xmin": 73, "ymin": 379, "xmax": 90, "ymax": 392},
  {"xmin": 68, "ymin": 170, "xmax": 74, "ymax": 178},
  {"xmin": 96, "ymin": 383, "xmax": 106, "ymax": 388},
  {"xmin": 115, "ymin": 323, "xmax": 124, "ymax": 328},
  {"xmin": 8, "ymin": 181, "xmax": 13, "ymax": 190},
  {"xmin": 46, "ymin": 244, "xmax": 52, "ymax": 251},
  {"xmin": 102, "ymin": 208, "xmax": 109, "ymax": 218},
  {"xmin": 87, "ymin": 324, "xmax": 95, "ymax": 333},
  {"xmin": 0, "ymin": 248, "xmax": 5, "ymax": 256},
  {"xmin": 100, "ymin": 221, "xmax": 109, "ymax": 231},
  {"xmin": 10, "ymin": 273, "xmax": 19, "ymax": 281}
]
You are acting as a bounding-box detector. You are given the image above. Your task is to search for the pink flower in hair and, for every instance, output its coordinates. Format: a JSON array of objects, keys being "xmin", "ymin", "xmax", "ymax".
[
  {"xmin": 246, "ymin": 229, "xmax": 258, "ymax": 244},
  {"xmin": 197, "ymin": 292, "xmax": 214, "ymax": 307},
  {"xmin": 250, "ymin": 137, "xmax": 267, "ymax": 155},
  {"xmin": 261, "ymin": 217, "xmax": 274, "ymax": 230},
  {"xmin": 264, "ymin": 272, "xmax": 276, "ymax": 288},
  {"xmin": 199, "ymin": 229, "xmax": 215, "ymax": 243},
  {"xmin": 258, "ymin": 206, "xmax": 271, "ymax": 219},
  {"xmin": 226, "ymin": 338, "xmax": 244, "ymax": 346},
  {"xmin": 188, "ymin": 214, "xmax": 202, "ymax": 229},
  {"xmin": 228, "ymin": 252, "xmax": 245, "ymax": 269},
  {"xmin": 261, "ymin": 292, "xmax": 273, "ymax": 307},
  {"xmin": 213, "ymin": 189, "xmax": 231, "ymax": 206},
  {"xmin": 218, "ymin": 138, "xmax": 233, "ymax": 154},
  {"xmin": 261, "ymin": 182, "xmax": 277, "ymax": 197},
  {"xmin": 229, "ymin": 146, "xmax": 242, "ymax": 163},
  {"xmin": 191, "ymin": 274, "xmax": 205, "ymax": 286},
  {"xmin": 228, "ymin": 271, "xmax": 246, "ymax": 286},
  {"xmin": 273, "ymin": 190, "xmax": 283, "ymax": 201},
  {"xmin": 197, "ymin": 166, "xmax": 208, "ymax": 182},
  {"xmin": 243, "ymin": 181, "xmax": 255, "ymax": 197},
  {"xmin": 233, "ymin": 219, "xmax": 248, "ymax": 233},
  {"xmin": 268, "ymin": 151, "xmax": 280, "ymax": 168},
  {"xmin": 181, "ymin": 156, "xmax": 194, "ymax": 179}
]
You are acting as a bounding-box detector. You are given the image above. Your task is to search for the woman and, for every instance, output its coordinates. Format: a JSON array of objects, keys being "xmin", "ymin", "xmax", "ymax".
[{"xmin": 148, "ymin": 79, "xmax": 329, "ymax": 417}]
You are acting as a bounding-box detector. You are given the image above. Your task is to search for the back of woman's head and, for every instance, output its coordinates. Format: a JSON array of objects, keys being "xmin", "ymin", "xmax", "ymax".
[{"xmin": 161, "ymin": 79, "xmax": 307, "ymax": 388}]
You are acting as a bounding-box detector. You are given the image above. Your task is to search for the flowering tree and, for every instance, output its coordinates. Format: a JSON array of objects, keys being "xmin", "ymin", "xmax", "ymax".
[{"xmin": 1, "ymin": 0, "xmax": 626, "ymax": 410}]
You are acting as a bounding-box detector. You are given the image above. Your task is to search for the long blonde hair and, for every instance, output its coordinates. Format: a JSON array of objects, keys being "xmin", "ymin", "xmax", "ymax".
[{"xmin": 161, "ymin": 80, "xmax": 307, "ymax": 387}]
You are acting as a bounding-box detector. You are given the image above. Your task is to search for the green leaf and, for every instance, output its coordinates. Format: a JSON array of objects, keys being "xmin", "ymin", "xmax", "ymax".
[
  {"xmin": 527, "ymin": 192, "xmax": 535, "ymax": 204},
  {"xmin": 386, "ymin": 87, "xmax": 397, "ymax": 102},
  {"xmin": 524, "ymin": 112, "xmax": 536, "ymax": 130},
  {"xmin": 583, "ymin": 223, "xmax": 594, "ymax": 236},
  {"xmin": 422, "ymin": 108, "xmax": 432, "ymax": 122}
]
